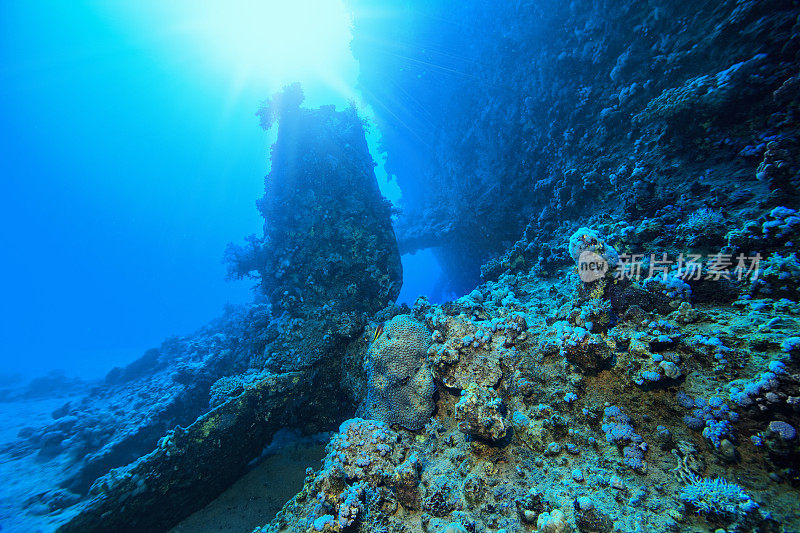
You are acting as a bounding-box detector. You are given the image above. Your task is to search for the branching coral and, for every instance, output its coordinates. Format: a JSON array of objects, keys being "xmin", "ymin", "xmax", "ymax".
[{"xmin": 679, "ymin": 475, "xmax": 759, "ymax": 520}]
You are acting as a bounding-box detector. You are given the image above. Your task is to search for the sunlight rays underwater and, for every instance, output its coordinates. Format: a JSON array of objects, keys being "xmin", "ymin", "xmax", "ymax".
[{"xmin": 105, "ymin": 0, "xmax": 360, "ymax": 107}]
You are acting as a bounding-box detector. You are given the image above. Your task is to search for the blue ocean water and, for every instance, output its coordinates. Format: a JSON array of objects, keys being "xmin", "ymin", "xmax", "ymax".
[
  {"xmin": 1, "ymin": 2, "xmax": 261, "ymax": 377},
  {"xmin": 0, "ymin": 1, "xmax": 429, "ymax": 380}
]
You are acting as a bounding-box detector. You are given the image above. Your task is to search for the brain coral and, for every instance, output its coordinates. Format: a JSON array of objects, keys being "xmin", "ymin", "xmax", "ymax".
[{"xmin": 360, "ymin": 315, "xmax": 435, "ymax": 430}]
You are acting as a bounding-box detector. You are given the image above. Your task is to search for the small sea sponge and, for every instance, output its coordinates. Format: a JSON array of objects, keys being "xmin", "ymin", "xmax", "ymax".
[
  {"xmin": 208, "ymin": 370, "xmax": 268, "ymax": 408},
  {"xmin": 536, "ymin": 509, "xmax": 569, "ymax": 533},
  {"xmin": 602, "ymin": 405, "xmax": 648, "ymax": 473},
  {"xmin": 568, "ymin": 227, "xmax": 619, "ymax": 266},
  {"xmin": 544, "ymin": 321, "xmax": 612, "ymax": 372},
  {"xmin": 390, "ymin": 453, "xmax": 421, "ymax": 509},
  {"xmin": 568, "ymin": 227, "xmax": 619, "ymax": 283},
  {"xmin": 360, "ymin": 315, "xmax": 434, "ymax": 430}
]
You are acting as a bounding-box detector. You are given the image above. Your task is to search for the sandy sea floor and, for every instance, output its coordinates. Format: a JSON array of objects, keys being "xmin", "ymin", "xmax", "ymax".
[
  {"xmin": 171, "ymin": 435, "xmax": 327, "ymax": 532},
  {"xmin": 0, "ymin": 393, "xmax": 87, "ymax": 532}
]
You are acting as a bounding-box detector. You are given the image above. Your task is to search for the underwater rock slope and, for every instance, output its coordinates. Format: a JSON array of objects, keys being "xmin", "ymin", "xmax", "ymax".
[
  {"xmin": 350, "ymin": 0, "xmax": 800, "ymax": 294},
  {"xmin": 256, "ymin": 227, "xmax": 800, "ymax": 532}
]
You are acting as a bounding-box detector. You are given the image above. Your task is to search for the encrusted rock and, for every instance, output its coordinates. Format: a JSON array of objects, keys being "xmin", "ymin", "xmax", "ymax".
[
  {"xmin": 424, "ymin": 308, "xmax": 525, "ymax": 389},
  {"xmin": 454, "ymin": 383, "xmax": 507, "ymax": 442},
  {"xmin": 390, "ymin": 453, "xmax": 422, "ymax": 509}
]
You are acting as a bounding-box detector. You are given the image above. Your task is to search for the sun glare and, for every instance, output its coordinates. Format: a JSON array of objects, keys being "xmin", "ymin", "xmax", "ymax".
[
  {"xmin": 197, "ymin": 0, "xmax": 354, "ymax": 87},
  {"xmin": 116, "ymin": 0, "xmax": 359, "ymax": 102}
]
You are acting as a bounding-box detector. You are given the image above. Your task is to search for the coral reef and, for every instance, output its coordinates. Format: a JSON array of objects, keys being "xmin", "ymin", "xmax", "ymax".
[
  {"xmin": 3, "ymin": 1, "xmax": 800, "ymax": 532},
  {"xmin": 351, "ymin": 0, "xmax": 800, "ymax": 297},
  {"xmin": 261, "ymin": 418, "xmax": 415, "ymax": 532},
  {"xmin": 679, "ymin": 476, "xmax": 759, "ymax": 527},
  {"xmin": 246, "ymin": 224, "xmax": 800, "ymax": 532},
  {"xmin": 227, "ymin": 87, "xmax": 402, "ymax": 322}
]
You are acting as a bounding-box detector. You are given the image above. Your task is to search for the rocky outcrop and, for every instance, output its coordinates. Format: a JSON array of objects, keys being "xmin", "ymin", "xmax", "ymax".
[
  {"xmin": 5, "ymin": 98, "xmax": 404, "ymax": 532},
  {"xmin": 227, "ymin": 86, "xmax": 402, "ymax": 325},
  {"xmin": 57, "ymin": 373, "xmax": 304, "ymax": 533},
  {"xmin": 226, "ymin": 89, "xmax": 403, "ymax": 375}
]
